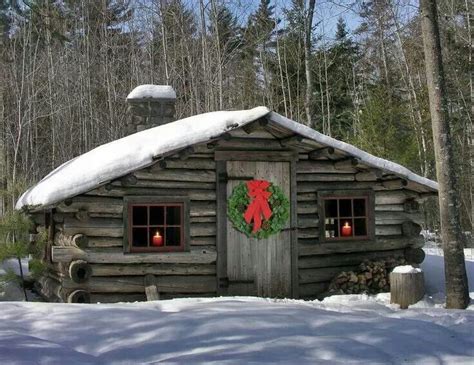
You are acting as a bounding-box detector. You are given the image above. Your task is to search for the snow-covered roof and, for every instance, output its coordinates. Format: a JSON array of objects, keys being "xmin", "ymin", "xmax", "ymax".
[
  {"xmin": 127, "ymin": 85, "xmax": 176, "ymax": 100},
  {"xmin": 16, "ymin": 107, "xmax": 437, "ymax": 210}
]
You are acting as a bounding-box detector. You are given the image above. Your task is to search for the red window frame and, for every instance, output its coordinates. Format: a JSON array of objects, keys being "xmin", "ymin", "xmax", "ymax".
[
  {"xmin": 128, "ymin": 203, "xmax": 185, "ymax": 252},
  {"xmin": 321, "ymin": 195, "xmax": 370, "ymax": 241}
]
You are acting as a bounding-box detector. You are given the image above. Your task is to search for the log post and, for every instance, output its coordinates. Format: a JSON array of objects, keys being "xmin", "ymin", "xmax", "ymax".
[
  {"xmin": 144, "ymin": 274, "xmax": 160, "ymax": 301},
  {"xmin": 69, "ymin": 260, "xmax": 92, "ymax": 283},
  {"xmin": 390, "ymin": 268, "xmax": 425, "ymax": 309},
  {"xmin": 67, "ymin": 290, "xmax": 91, "ymax": 304}
]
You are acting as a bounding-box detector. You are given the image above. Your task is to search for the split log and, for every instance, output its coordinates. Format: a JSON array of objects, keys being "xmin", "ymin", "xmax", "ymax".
[
  {"xmin": 375, "ymin": 204, "xmax": 405, "ymax": 212},
  {"xmin": 160, "ymin": 158, "xmax": 215, "ymax": 170},
  {"xmin": 87, "ymin": 237, "xmax": 123, "ymax": 248},
  {"xmin": 69, "ymin": 260, "xmax": 92, "ymax": 283},
  {"xmin": 403, "ymin": 199, "xmax": 420, "ymax": 213},
  {"xmin": 242, "ymin": 117, "xmax": 268, "ymax": 134},
  {"xmin": 376, "ymin": 225, "xmax": 402, "ymax": 236},
  {"xmin": 279, "ymin": 135, "xmax": 303, "ymax": 146},
  {"xmin": 382, "ymin": 179, "xmax": 408, "ymax": 189},
  {"xmin": 191, "ymin": 236, "xmax": 216, "ymax": 246},
  {"xmin": 297, "ymin": 174, "xmax": 355, "ymax": 182},
  {"xmin": 297, "ymin": 203, "xmax": 318, "ymax": 215},
  {"xmin": 216, "ymin": 138, "xmax": 283, "ymax": 150},
  {"xmin": 190, "ymin": 223, "xmax": 216, "ymax": 237},
  {"xmin": 298, "ymin": 236, "xmax": 423, "ymax": 256},
  {"xmin": 75, "ymin": 209, "xmax": 89, "ymax": 222},
  {"xmin": 298, "ymin": 215, "xmax": 319, "ymax": 229},
  {"xmin": 91, "ymin": 263, "xmax": 216, "ymax": 276},
  {"xmin": 144, "ymin": 275, "xmax": 160, "ymax": 301},
  {"xmin": 52, "ymin": 247, "xmax": 217, "ymax": 264},
  {"xmin": 61, "ymin": 217, "xmax": 123, "ymax": 237},
  {"xmin": 355, "ymin": 170, "xmax": 383, "ymax": 181},
  {"xmin": 57, "ymin": 196, "xmax": 123, "ymax": 214},
  {"xmin": 297, "ymin": 181, "xmax": 379, "ymax": 193},
  {"xmin": 190, "ymin": 202, "xmax": 216, "ymax": 217},
  {"xmin": 375, "ymin": 190, "xmax": 419, "ymax": 205},
  {"xmin": 86, "ymin": 187, "xmax": 216, "ymax": 201},
  {"xmin": 115, "ymin": 179, "xmax": 215, "ymax": 190},
  {"xmin": 390, "ymin": 270, "xmax": 425, "ymax": 309},
  {"xmin": 298, "ymin": 228, "xmax": 319, "ymax": 239},
  {"xmin": 67, "ymin": 290, "xmax": 91, "ymax": 304}
]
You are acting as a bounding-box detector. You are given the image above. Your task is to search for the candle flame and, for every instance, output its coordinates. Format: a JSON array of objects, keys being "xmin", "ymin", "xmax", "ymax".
[
  {"xmin": 154, "ymin": 231, "xmax": 161, "ymax": 237},
  {"xmin": 344, "ymin": 222, "xmax": 351, "ymax": 228}
]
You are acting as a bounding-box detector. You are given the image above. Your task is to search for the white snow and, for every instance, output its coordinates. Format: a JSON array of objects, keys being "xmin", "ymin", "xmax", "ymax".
[
  {"xmin": 0, "ymin": 248, "xmax": 473, "ymax": 364},
  {"xmin": 392, "ymin": 265, "xmax": 422, "ymax": 274},
  {"xmin": 17, "ymin": 107, "xmax": 438, "ymax": 210},
  {"xmin": 126, "ymin": 84, "xmax": 176, "ymax": 100},
  {"xmin": 269, "ymin": 112, "xmax": 439, "ymax": 191},
  {"xmin": 16, "ymin": 107, "xmax": 270, "ymax": 209}
]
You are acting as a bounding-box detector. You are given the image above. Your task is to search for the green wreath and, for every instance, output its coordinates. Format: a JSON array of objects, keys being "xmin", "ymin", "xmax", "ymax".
[{"xmin": 227, "ymin": 181, "xmax": 290, "ymax": 239}]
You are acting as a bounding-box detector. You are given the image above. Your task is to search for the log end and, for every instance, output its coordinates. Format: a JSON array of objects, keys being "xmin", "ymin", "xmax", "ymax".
[
  {"xmin": 67, "ymin": 289, "xmax": 91, "ymax": 304},
  {"xmin": 69, "ymin": 260, "xmax": 92, "ymax": 283}
]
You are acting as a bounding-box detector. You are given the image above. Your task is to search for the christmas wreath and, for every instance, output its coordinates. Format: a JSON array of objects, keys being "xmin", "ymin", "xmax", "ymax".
[{"xmin": 227, "ymin": 179, "xmax": 290, "ymax": 239}]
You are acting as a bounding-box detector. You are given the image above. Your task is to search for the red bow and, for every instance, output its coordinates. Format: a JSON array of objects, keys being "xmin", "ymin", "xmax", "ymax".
[{"xmin": 243, "ymin": 180, "xmax": 272, "ymax": 233}]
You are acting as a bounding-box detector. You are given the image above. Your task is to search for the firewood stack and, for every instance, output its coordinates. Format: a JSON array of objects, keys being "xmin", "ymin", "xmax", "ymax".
[{"xmin": 328, "ymin": 258, "xmax": 408, "ymax": 294}]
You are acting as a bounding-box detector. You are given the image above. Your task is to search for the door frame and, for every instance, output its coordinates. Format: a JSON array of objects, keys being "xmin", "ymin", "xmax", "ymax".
[{"xmin": 215, "ymin": 150, "xmax": 299, "ymax": 298}]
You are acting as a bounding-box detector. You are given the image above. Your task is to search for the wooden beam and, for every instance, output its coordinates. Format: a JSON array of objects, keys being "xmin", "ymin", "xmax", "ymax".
[
  {"xmin": 144, "ymin": 274, "xmax": 160, "ymax": 301},
  {"xmin": 308, "ymin": 147, "xmax": 335, "ymax": 160},
  {"xmin": 334, "ymin": 157, "xmax": 360, "ymax": 170},
  {"xmin": 382, "ymin": 179, "xmax": 408, "ymax": 189},
  {"xmin": 279, "ymin": 135, "xmax": 303, "ymax": 147},
  {"xmin": 178, "ymin": 147, "xmax": 195, "ymax": 160}
]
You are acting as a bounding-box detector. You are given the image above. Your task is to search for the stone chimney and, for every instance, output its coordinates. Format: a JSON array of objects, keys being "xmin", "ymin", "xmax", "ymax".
[{"xmin": 126, "ymin": 84, "xmax": 176, "ymax": 134}]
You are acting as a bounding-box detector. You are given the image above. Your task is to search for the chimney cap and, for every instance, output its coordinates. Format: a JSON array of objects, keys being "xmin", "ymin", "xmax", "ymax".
[{"xmin": 126, "ymin": 84, "xmax": 176, "ymax": 101}]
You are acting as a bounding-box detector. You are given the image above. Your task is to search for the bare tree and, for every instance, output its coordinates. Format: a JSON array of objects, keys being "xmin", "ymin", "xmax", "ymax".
[{"xmin": 420, "ymin": 0, "xmax": 470, "ymax": 309}]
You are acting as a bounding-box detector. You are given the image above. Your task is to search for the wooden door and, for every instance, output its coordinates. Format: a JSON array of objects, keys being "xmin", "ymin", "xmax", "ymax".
[{"xmin": 226, "ymin": 160, "xmax": 291, "ymax": 297}]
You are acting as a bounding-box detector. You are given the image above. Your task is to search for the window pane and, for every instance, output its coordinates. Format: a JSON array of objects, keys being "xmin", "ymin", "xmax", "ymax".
[
  {"xmin": 339, "ymin": 199, "xmax": 352, "ymax": 217},
  {"xmin": 132, "ymin": 228, "xmax": 147, "ymax": 247},
  {"xmin": 132, "ymin": 206, "xmax": 147, "ymax": 225},
  {"xmin": 167, "ymin": 206, "xmax": 182, "ymax": 225},
  {"xmin": 354, "ymin": 199, "xmax": 366, "ymax": 216},
  {"xmin": 354, "ymin": 218, "xmax": 367, "ymax": 236},
  {"xmin": 324, "ymin": 200, "xmax": 338, "ymax": 218},
  {"xmin": 325, "ymin": 218, "xmax": 339, "ymax": 238},
  {"xmin": 150, "ymin": 206, "xmax": 164, "ymax": 225},
  {"xmin": 149, "ymin": 228, "xmax": 164, "ymax": 247},
  {"xmin": 165, "ymin": 227, "xmax": 181, "ymax": 246}
]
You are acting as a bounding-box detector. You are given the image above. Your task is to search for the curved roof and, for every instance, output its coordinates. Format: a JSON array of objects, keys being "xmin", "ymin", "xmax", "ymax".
[{"xmin": 16, "ymin": 107, "xmax": 437, "ymax": 209}]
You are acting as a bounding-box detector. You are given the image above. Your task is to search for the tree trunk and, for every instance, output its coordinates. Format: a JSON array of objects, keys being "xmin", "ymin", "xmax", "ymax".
[
  {"xmin": 420, "ymin": 0, "xmax": 470, "ymax": 309},
  {"xmin": 304, "ymin": 0, "xmax": 316, "ymax": 127}
]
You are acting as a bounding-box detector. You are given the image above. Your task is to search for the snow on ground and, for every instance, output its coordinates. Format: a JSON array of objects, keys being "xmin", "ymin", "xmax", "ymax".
[{"xmin": 0, "ymin": 248, "xmax": 472, "ymax": 364}]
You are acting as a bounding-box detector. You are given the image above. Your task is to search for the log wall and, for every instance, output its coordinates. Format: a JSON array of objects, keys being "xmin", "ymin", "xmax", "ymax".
[{"xmin": 31, "ymin": 124, "xmax": 431, "ymax": 303}]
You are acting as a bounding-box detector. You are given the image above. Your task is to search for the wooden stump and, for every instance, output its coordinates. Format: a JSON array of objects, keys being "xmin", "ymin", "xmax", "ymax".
[
  {"xmin": 144, "ymin": 274, "xmax": 160, "ymax": 301},
  {"xmin": 390, "ymin": 268, "xmax": 424, "ymax": 309}
]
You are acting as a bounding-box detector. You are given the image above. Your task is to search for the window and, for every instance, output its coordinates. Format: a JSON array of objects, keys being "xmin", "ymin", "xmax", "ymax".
[
  {"xmin": 318, "ymin": 191, "xmax": 374, "ymax": 242},
  {"xmin": 124, "ymin": 197, "xmax": 189, "ymax": 252}
]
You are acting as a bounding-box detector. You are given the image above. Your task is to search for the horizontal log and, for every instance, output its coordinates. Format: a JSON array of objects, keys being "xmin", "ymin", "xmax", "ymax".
[
  {"xmin": 297, "ymin": 203, "xmax": 318, "ymax": 215},
  {"xmin": 57, "ymin": 196, "xmax": 123, "ymax": 214},
  {"xmin": 87, "ymin": 237, "xmax": 123, "ymax": 248},
  {"xmin": 54, "ymin": 232, "xmax": 89, "ymax": 248},
  {"xmin": 297, "ymin": 160, "xmax": 357, "ymax": 174},
  {"xmin": 191, "ymin": 236, "xmax": 216, "ymax": 246},
  {"xmin": 190, "ymin": 202, "xmax": 216, "ymax": 217},
  {"xmin": 299, "ymin": 282, "xmax": 330, "ymax": 297},
  {"xmin": 375, "ymin": 190, "xmax": 419, "ymax": 205},
  {"xmin": 216, "ymin": 138, "xmax": 284, "ymax": 150},
  {"xmin": 134, "ymin": 169, "xmax": 215, "ymax": 182},
  {"xmin": 90, "ymin": 293, "xmax": 147, "ymax": 303},
  {"xmin": 52, "ymin": 247, "xmax": 217, "ymax": 264},
  {"xmin": 297, "ymin": 174, "xmax": 355, "ymax": 182},
  {"xmin": 190, "ymin": 223, "xmax": 216, "ymax": 237},
  {"xmin": 114, "ymin": 180, "xmax": 215, "ymax": 190},
  {"xmin": 334, "ymin": 158, "xmax": 360, "ymax": 170},
  {"xmin": 86, "ymin": 187, "xmax": 216, "ymax": 201},
  {"xmin": 375, "ymin": 211, "xmax": 423, "ymax": 225},
  {"xmin": 355, "ymin": 170, "xmax": 383, "ymax": 181},
  {"xmin": 382, "ymin": 179, "xmax": 408, "ymax": 189},
  {"xmin": 61, "ymin": 275, "xmax": 217, "ymax": 293},
  {"xmin": 298, "ymin": 215, "xmax": 319, "ymax": 229},
  {"xmin": 297, "ymin": 182, "xmax": 381, "ymax": 193},
  {"xmin": 308, "ymin": 147, "xmax": 335, "ymax": 160},
  {"xmin": 298, "ymin": 236, "xmax": 423, "ymax": 256},
  {"xmin": 297, "ymin": 193, "xmax": 317, "ymax": 202},
  {"xmin": 402, "ymin": 221, "xmax": 422, "ymax": 237},
  {"xmin": 158, "ymin": 158, "xmax": 215, "ymax": 170},
  {"xmin": 376, "ymin": 225, "xmax": 402, "ymax": 236},
  {"xmin": 299, "ymin": 249, "xmax": 406, "ymax": 269},
  {"xmin": 214, "ymin": 150, "xmax": 297, "ymax": 162},
  {"xmin": 375, "ymin": 204, "xmax": 404, "ymax": 212},
  {"xmin": 190, "ymin": 216, "xmax": 216, "ymax": 223},
  {"xmin": 91, "ymin": 263, "xmax": 216, "ymax": 276},
  {"xmin": 298, "ymin": 228, "xmax": 319, "ymax": 239},
  {"xmin": 299, "ymin": 265, "xmax": 357, "ymax": 284},
  {"xmin": 61, "ymin": 217, "xmax": 123, "ymax": 237}
]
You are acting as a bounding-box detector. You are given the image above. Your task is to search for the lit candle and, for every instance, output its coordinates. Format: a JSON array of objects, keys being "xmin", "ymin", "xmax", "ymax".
[
  {"xmin": 152, "ymin": 231, "xmax": 163, "ymax": 246},
  {"xmin": 341, "ymin": 221, "xmax": 352, "ymax": 237}
]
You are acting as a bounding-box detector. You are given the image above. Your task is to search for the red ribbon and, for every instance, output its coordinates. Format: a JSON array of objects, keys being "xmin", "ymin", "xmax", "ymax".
[{"xmin": 243, "ymin": 180, "xmax": 272, "ymax": 233}]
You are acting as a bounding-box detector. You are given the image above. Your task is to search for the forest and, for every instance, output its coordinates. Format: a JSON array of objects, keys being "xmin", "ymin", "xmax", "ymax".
[{"xmin": 0, "ymin": 0, "xmax": 472, "ymax": 232}]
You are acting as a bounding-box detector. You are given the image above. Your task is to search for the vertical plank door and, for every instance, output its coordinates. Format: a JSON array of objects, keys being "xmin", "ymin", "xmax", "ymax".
[{"xmin": 226, "ymin": 161, "xmax": 291, "ymax": 298}]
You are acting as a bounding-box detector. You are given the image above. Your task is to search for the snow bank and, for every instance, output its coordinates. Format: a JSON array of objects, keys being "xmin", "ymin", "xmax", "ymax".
[
  {"xmin": 16, "ymin": 107, "xmax": 270, "ymax": 209},
  {"xmin": 127, "ymin": 84, "xmax": 176, "ymax": 100},
  {"xmin": 392, "ymin": 265, "xmax": 422, "ymax": 274},
  {"xmin": 0, "ymin": 296, "xmax": 472, "ymax": 364},
  {"xmin": 269, "ymin": 112, "xmax": 438, "ymax": 191}
]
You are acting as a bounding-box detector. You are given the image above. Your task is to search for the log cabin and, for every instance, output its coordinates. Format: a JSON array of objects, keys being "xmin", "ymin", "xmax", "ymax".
[{"xmin": 16, "ymin": 85, "xmax": 438, "ymax": 303}]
